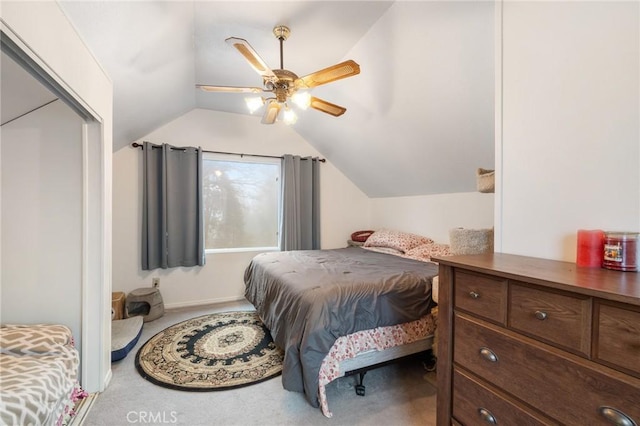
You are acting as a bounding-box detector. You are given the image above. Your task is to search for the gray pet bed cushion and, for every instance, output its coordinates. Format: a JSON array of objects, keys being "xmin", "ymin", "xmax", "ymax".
[{"xmin": 111, "ymin": 316, "xmax": 144, "ymax": 362}]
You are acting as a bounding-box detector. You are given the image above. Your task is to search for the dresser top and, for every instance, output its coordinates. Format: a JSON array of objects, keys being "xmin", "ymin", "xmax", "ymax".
[{"xmin": 434, "ymin": 253, "xmax": 640, "ymax": 306}]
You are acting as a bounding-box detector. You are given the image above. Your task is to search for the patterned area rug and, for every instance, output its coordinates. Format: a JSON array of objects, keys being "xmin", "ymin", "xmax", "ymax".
[{"xmin": 135, "ymin": 311, "xmax": 284, "ymax": 391}]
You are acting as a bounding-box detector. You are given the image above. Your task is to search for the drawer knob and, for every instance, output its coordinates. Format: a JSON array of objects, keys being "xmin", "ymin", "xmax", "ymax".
[
  {"xmin": 598, "ymin": 406, "xmax": 637, "ymax": 426},
  {"xmin": 479, "ymin": 347, "xmax": 499, "ymax": 362},
  {"xmin": 478, "ymin": 408, "xmax": 498, "ymax": 424},
  {"xmin": 469, "ymin": 291, "xmax": 480, "ymax": 299},
  {"xmin": 534, "ymin": 310, "xmax": 548, "ymax": 320}
]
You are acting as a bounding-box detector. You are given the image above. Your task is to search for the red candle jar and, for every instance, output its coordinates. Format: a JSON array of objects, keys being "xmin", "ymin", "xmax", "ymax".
[
  {"xmin": 576, "ymin": 229, "xmax": 604, "ymax": 267},
  {"xmin": 602, "ymin": 232, "xmax": 639, "ymax": 271}
]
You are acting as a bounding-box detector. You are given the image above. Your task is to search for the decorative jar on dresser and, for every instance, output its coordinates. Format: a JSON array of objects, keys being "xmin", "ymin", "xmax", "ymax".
[{"xmin": 433, "ymin": 253, "xmax": 640, "ymax": 426}]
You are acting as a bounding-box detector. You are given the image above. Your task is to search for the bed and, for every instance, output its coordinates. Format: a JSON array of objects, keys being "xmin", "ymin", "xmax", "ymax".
[
  {"xmin": 244, "ymin": 231, "xmax": 446, "ymax": 417},
  {"xmin": 0, "ymin": 324, "xmax": 86, "ymax": 426}
]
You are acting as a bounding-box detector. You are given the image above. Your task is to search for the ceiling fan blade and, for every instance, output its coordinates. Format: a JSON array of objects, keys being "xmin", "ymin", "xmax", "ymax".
[
  {"xmin": 225, "ymin": 37, "xmax": 277, "ymax": 80},
  {"xmin": 261, "ymin": 100, "xmax": 281, "ymax": 124},
  {"xmin": 309, "ymin": 97, "xmax": 346, "ymax": 117},
  {"xmin": 196, "ymin": 84, "xmax": 265, "ymax": 94},
  {"xmin": 296, "ymin": 60, "xmax": 360, "ymax": 89}
]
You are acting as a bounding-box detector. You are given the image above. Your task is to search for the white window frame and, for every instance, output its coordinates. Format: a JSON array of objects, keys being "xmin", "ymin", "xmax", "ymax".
[{"xmin": 202, "ymin": 153, "xmax": 281, "ymax": 254}]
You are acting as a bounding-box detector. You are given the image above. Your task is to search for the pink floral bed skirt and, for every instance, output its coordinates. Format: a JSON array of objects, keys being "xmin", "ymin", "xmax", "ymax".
[{"xmin": 317, "ymin": 308, "xmax": 438, "ymax": 417}]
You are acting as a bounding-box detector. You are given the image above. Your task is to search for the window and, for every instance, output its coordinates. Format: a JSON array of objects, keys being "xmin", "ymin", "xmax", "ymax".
[{"xmin": 202, "ymin": 153, "xmax": 281, "ymax": 252}]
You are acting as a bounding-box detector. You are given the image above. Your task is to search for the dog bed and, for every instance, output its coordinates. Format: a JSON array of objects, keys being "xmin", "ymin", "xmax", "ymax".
[{"xmin": 111, "ymin": 316, "xmax": 144, "ymax": 362}]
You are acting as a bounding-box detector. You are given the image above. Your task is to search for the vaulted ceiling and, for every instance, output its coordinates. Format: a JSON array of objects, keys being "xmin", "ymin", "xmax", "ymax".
[{"xmin": 29, "ymin": 1, "xmax": 495, "ymax": 197}]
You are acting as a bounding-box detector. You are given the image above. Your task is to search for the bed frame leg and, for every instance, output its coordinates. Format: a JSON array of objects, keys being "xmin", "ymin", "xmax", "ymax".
[
  {"xmin": 422, "ymin": 349, "xmax": 437, "ymax": 372},
  {"xmin": 355, "ymin": 371, "xmax": 366, "ymax": 396}
]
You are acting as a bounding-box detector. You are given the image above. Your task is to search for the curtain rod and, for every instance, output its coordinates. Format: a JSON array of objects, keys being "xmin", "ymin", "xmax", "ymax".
[{"xmin": 131, "ymin": 142, "xmax": 326, "ymax": 163}]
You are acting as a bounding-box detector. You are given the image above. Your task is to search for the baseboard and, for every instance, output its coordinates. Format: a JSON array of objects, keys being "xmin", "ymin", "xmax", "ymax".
[
  {"xmin": 69, "ymin": 392, "xmax": 99, "ymax": 426},
  {"xmin": 103, "ymin": 368, "xmax": 112, "ymax": 389},
  {"xmin": 164, "ymin": 295, "xmax": 246, "ymax": 310}
]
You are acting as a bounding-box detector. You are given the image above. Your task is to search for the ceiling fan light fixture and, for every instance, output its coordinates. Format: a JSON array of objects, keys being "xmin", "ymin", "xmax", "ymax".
[
  {"xmin": 291, "ymin": 92, "xmax": 311, "ymax": 110},
  {"xmin": 282, "ymin": 106, "xmax": 298, "ymax": 125},
  {"xmin": 200, "ymin": 27, "xmax": 359, "ymax": 124},
  {"xmin": 245, "ymin": 96, "xmax": 264, "ymax": 114}
]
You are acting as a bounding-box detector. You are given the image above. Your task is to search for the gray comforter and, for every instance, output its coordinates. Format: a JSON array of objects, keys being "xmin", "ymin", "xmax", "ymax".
[{"xmin": 243, "ymin": 247, "xmax": 438, "ymax": 407}]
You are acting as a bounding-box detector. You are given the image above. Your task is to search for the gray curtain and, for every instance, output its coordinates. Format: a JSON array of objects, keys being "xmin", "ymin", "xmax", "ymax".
[
  {"xmin": 280, "ymin": 154, "xmax": 320, "ymax": 250},
  {"xmin": 142, "ymin": 142, "xmax": 205, "ymax": 270}
]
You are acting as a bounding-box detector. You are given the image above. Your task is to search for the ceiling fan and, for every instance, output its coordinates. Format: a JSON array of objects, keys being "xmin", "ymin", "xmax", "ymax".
[{"xmin": 196, "ymin": 25, "xmax": 361, "ymax": 125}]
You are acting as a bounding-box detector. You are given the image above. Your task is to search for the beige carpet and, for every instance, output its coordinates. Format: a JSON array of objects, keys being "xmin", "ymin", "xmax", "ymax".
[{"xmin": 84, "ymin": 300, "xmax": 438, "ymax": 426}]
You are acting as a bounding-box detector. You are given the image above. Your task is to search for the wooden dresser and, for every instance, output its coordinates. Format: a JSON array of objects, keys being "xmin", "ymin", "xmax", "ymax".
[{"xmin": 434, "ymin": 253, "xmax": 640, "ymax": 426}]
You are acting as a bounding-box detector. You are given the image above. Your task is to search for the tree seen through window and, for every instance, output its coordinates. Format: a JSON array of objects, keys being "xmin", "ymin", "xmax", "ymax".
[{"xmin": 202, "ymin": 155, "xmax": 280, "ymax": 250}]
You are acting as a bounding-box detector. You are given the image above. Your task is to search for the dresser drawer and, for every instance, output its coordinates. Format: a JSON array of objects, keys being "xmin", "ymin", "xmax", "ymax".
[
  {"xmin": 452, "ymin": 367, "xmax": 554, "ymax": 426},
  {"xmin": 595, "ymin": 301, "xmax": 640, "ymax": 378},
  {"xmin": 454, "ymin": 313, "xmax": 640, "ymax": 426},
  {"xmin": 454, "ymin": 270, "xmax": 507, "ymax": 325},
  {"xmin": 508, "ymin": 282, "xmax": 591, "ymax": 356}
]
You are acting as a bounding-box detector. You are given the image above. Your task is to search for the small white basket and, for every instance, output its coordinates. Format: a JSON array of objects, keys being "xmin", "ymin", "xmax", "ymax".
[{"xmin": 476, "ymin": 168, "xmax": 495, "ymax": 193}]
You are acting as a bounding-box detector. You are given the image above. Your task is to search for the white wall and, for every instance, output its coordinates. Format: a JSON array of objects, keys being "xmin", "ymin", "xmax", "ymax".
[
  {"xmin": 1, "ymin": 1, "xmax": 112, "ymax": 120},
  {"xmin": 112, "ymin": 108, "xmax": 370, "ymax": 308},
  {"xmin": 298, "ymin": 0, "xmax": 495, "ymax": 198},
  {"xmin": 1, "ymin": 1, "xmax": 113, "ymax": 392},
  {"xmin": 1, "ymin": 100, "xmax": 82, "ymax": 330},
  {"xmin": 371, "ymin": 192, "xmax": 494, "ymax": 244},
  {"xmin": 497, "ymin": 1, "xmax": 640, "ymax": 262}
]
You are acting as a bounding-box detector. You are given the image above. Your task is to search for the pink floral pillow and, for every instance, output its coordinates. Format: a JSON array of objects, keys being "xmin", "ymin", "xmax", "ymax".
[
  {"xmin": 405, "ymin": 242, "xmax": 452, "ymax": 262},
  {"xmin": 428, "ymin": 243, "xmax": 452, "ymax": 259},
  {"xmin": 364, "ymin": 229, "xmax": 433, "ymax": 253}
]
